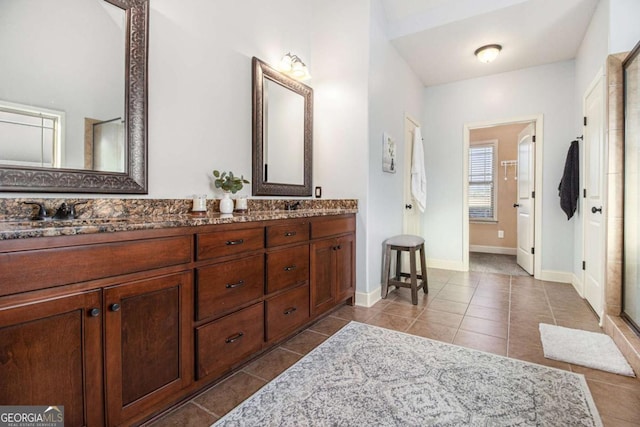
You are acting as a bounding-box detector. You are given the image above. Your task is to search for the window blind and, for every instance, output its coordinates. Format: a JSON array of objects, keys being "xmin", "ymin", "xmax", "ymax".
[{"xmin": 469, "ymin": 143, "xmax": 496, "ymax": 220}]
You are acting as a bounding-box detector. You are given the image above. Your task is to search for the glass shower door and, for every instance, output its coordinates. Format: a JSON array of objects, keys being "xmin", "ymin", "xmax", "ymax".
[{"xmin": 623, "ymin": 45, "xmax": 640, "ymax": 331}]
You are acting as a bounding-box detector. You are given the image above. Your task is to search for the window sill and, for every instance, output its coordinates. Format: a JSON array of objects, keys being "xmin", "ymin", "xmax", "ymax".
[{"xmin": 470, "ymin": 220, "xmax": 498, "ymax": 224}]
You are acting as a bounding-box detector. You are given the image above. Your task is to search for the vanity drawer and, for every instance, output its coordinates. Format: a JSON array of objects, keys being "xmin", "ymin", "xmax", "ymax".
[
  {"xmin": 0, "ymin": 235, "xmax": 192, "ymax": 296},
  {"xmin": 266, "ymin": 245, "xmax": 309, "ymax": 294},
  {"xmin": 265, "ymin": 284, "xmax": 310, "ymax": 342},
  {"xmin": 266, "ymin": 221, "xmax": 309, "ymax": 247},
  {"xmin": 311, "ymin": 216, "xmax": 355, "ymax": 239},
  {"xmin": 196, "ymin": 302, "xmax": 264, "ymax": 380},
  {"xmin": 196, "ymin": 228, "xmax": 264, "ymax": 260},
  {"xmin": 196, "ymin": 255, "xmax": 264, "ymax": 320}
]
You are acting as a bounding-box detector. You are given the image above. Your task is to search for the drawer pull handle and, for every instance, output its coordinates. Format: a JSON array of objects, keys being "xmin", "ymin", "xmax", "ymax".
[
  {"xmin": 226, "ymin": 239, "xmax": 244, "ymax": 246},
  {"xmin": 284, "ymin": 307, "xmax": 297, "ymax": 315},
  {"xmin": 225, "ymin": 280, "xmax": 245, "ymax": 289},
  {"xmin": 284, "ymin": 265, "xmax": 297, "ymax": 272},
  {"xmin": 225, "ymin": 332, "xmax": 244, "ymax": 344},
  {"xmin": 285, "ymin": 231, "xmax": 297, "ymax": 237}
]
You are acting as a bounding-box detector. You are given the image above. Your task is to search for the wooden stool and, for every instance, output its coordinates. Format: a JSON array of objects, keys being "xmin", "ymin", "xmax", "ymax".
[{"xmin": 381, "ymin": 235, "xmax": 428, "ymax": 305}]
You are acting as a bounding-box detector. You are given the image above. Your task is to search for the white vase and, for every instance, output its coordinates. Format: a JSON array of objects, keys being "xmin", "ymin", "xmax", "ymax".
[{"xmin": 219, "ymin": 192, "xmax": 234, "ymax": 214}]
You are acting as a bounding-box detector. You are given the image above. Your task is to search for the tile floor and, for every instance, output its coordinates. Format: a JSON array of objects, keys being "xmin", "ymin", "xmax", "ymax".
[
  {"xmin": 469, "ymin": 251, "xmax": 530, "ymax": 276},
  {"xmin": 148, "ymin": 269, "xmax": 640, "ymax": 427}
]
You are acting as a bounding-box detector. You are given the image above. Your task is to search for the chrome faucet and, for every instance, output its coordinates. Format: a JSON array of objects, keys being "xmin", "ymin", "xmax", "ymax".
[
  {"xmin": 284, "ymin": 201, "xmax": 301, "ymax": 211},
  {"xmin": 23, "ymin": 201, "xmax": 88, "ymax": 220}
]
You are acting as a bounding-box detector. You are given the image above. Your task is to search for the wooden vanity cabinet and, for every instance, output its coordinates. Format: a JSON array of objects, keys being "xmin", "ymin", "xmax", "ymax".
[
  {"xmin": 0, "ymin": 213, "xmax": 356, "ymax": 426},
  {"xmin": 310, "ymin": 216, "xmax": 356, "ymax": 316},
  {"xmin": 0, "ymin": 290, "xmax": 104, "ymax": 427},
  {"xmin": 0, "ymin": 231, "xmax": 194, "ymax": 427}
]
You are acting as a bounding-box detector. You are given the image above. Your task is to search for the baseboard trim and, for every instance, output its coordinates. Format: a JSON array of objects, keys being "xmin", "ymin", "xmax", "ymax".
[
  {"xmin": 355, "ymin": 287, "xmax": 381, "ymax": 308},
  {"xmin": 427, "ymin": 258, "xmax": 466, "ymax": 271},
  {"xmin": 570, "ymin": 273, "xmax": 584, "ymax": 297},
  {"xmin": 469, "ymin": 245, "xmax": 517, "ymax": 255},
  {"xmin": 538, "ymin": 270, "xmax": 574, "ymax": 284}
]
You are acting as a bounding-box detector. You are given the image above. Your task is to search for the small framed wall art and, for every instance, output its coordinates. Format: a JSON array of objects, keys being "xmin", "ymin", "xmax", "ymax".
[{"xmin": 382, "ymin": 132, "xmax": 396, "ymax": 173}]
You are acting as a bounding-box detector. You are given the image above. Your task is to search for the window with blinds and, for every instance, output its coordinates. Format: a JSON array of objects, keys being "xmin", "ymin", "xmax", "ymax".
[{"xmin": 469, "ymin": 141, "xmax": 497, "ymax": 220}]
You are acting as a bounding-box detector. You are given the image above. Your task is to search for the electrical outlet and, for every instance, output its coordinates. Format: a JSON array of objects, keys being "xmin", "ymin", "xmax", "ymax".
[{"xmin": 498, "ymin": 230, "xmax": 504, "ymax": 239}]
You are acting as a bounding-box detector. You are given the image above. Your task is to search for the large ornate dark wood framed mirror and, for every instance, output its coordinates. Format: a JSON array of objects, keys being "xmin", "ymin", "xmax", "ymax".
[
  {"xmin": 252, "ymin": 57, "xmax": 313, "ymax": 196},
  {"xmin": 0, "ymin": 0, "xmax": 148, "ymax": 193}
]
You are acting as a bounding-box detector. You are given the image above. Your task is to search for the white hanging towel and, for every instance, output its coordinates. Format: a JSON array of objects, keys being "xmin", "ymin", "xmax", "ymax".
[{"xmin": 411, "ymin": 127, "xmax": 427, "ymax": 212}]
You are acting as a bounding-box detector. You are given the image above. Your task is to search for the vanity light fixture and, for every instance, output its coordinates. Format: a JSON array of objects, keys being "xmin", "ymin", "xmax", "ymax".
[
  {"xmin": 474, "ymin": 44, "xmax": 502, "ymax": 63},
  {"xmin": 279, "ymin": 52, "xmax": 311, "ymax": 80}
]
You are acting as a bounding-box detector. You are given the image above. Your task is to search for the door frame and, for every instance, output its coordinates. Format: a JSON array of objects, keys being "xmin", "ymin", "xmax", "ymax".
[
  {"xmin": 463, "ymin": 114, "xmax": 544, "ymax": 278},
  {"xmin": 581, "ymin": 67, "xmax": 606, "ymax": 313}
]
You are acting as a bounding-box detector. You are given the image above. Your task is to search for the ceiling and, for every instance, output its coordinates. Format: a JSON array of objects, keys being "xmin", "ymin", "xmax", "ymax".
[{"xmin": 380, "ymin": 0, "xmax": 599, "ymax": 86}]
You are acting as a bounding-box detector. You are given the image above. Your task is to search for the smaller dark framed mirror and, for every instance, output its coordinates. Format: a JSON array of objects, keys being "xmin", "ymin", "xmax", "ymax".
[{"xmin": 252, "ymin": 57, "xmax": 313, "ymax": 196}]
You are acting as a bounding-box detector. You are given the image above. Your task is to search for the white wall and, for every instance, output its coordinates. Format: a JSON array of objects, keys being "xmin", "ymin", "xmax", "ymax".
[
  {"xmin": 308, "ymin": 0, "xmax": 371, "ymax": 295},
  {"xmin": 366, "ymin": 0, "xmax": 424, "ymax": 297},
  {"xmin": 423, "ymin": 61, "xmax": 576, "ymax": 274},
  {"xmin": 149, "ymin": 0, "xmax": 372, "ymax": 200},
  {"xmin": 609, "ymin": 0, "xmax": 640, "ymax": 54}
]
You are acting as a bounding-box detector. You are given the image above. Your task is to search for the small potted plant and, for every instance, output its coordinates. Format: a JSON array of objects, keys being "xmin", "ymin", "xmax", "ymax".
[{"xmin": 213, "ymin": 170, "xmax": 250, "ymax": 213}]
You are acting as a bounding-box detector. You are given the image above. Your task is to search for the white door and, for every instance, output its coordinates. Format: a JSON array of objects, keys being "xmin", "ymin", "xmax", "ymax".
[
  {"xmin": 516, "ymin": 123, "xmax": 535, "ymax": 275},
  {"xmin": 583, "ymin": 73, "xmax": 605, "ymax": 318},
  {"xmin": 402, "ymin": 116, "xmax": 422, "ymax": 273},
  {"xmin": 403, "ymin": 116, "xmax": 422, "ymax": 236}
]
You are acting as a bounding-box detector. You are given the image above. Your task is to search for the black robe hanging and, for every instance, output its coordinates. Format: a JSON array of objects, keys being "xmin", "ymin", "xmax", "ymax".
[{"xmin": 558, "ymin": 140, "xmax": 580, "ymax": 220}]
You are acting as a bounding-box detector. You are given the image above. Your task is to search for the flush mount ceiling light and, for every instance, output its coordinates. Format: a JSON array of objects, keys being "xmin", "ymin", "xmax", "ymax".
[
  {"xmin": 474, "ymin": 44, "xmax": 502, "ymax": 63},
  {"xmin": 279, "ymin": 52, "xmax": 311, "ymax": 80}
]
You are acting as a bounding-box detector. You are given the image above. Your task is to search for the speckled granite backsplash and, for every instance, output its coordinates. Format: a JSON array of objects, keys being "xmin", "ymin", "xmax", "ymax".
[{"xmin": 0, "ymin": 198, "xmax": 358, "ymax": 221}]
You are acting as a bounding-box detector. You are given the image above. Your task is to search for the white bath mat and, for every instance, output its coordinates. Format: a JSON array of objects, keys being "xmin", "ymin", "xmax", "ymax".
[{"xmin": 539, "ymin": 323, "xmax": 635, "ymax": 377}]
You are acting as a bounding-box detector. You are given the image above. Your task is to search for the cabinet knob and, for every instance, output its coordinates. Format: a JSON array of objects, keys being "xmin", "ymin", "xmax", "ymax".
[
  {"xmin": 284, "ymin": 265, "xmax": 297, "ymax": 272},
  {"xmin": 284, "ymin": 307, "xmax": 297, "ymax": 315},
  {"xmin": 225, "ymin": 332, "xmax": 244, "ymax": 344},
  {"xmin": 89, "ymin": 308, "xmax": 100, "ymax": 317},
  {"xmin": 284, "ymin": 231, "xmax": 297, "ymax": 237},
  {"xmin": 110, "ymin": 303, "xmax": 121, "ymax": 312}
]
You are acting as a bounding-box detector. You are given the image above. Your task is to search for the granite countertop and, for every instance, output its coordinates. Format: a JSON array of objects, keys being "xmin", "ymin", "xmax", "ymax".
[{"xmin": 0, "ymin": 208, "xmax": 358, "ymax": 240}]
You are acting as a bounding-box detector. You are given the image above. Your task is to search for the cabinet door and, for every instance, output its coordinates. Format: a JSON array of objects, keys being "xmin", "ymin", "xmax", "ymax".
[
  {"xmin": 310, "ymin": 238, "xmax": 336, "ymax": 316},
  {"xmin": 104, "ymin": 272, "xmax": 192, "ymax": 426},
  {"xmin": 0, "ymin": 291, "xmax": 103, "ymax": 427},
  {"xmin": 335, "ymin": 234, "xmax": 355, "ymax": 302}
]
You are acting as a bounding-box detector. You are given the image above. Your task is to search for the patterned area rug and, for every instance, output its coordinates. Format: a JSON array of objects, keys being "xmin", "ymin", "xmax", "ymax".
[{"xmin": 213, "ymin": 322, "xmax": 602, "ymax": 426}]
